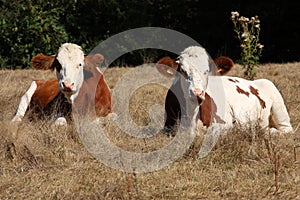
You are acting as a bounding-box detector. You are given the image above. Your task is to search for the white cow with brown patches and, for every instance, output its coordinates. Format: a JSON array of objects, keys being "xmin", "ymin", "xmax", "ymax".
[{"xmin": 157, "ymin": 46, "xmax": 293, "ymax": 156}]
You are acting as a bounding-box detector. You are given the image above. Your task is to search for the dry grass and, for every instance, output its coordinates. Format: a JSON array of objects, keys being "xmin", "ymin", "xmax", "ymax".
[{"xmin": 0, "ymin": 63, "xmax": 300, "ymax": 199}]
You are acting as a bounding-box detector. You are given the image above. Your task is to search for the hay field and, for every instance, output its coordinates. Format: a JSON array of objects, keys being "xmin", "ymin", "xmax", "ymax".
[{"xmin": 0, "ymin": 63, "xmax": 299, "ymax": 199}]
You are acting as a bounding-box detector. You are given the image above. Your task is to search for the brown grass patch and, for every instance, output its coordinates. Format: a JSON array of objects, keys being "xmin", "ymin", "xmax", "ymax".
[{"xmin": 0, "ymin": 63, "xmax": 300, "ymax": 199}]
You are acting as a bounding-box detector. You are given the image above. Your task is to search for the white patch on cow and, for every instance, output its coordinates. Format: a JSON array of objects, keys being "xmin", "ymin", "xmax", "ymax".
[
  {"xmin": 56, "ymin": 43, "xmax": 85, "ymax": 103},
  {"xmin": 177, "ymin": 46, "xmax": 210, "ymax": 100},
  {"xmin": 11, "ymin": 81, "xmax": 37, "ymax": 122}
]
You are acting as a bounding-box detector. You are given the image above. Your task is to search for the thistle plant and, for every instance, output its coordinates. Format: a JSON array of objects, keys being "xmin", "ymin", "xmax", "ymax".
[{"xmin": 231, "ymin": 11, "xmax": 264, "ymax": 80}]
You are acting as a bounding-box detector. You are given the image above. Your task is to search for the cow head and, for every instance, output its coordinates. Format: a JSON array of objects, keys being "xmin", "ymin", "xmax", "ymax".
[
  {"xmin": 156, "ymin": 47, "xmax": 234, "ymax": 102},
  {"xmin": 157, "ymin": 46, "xmax": 210, "ymax": 102},
  {"xmin": 177, "ymin": 46, "xmax": 210, "ymax": 101},
  {"xmin": 31, "ymin": 43, "xmax": 104, "ymax": 102}
]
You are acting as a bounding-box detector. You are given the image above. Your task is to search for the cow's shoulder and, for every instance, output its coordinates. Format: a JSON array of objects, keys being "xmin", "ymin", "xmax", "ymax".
[{"xmin": 252, "ymin": 78, "xmax": 276, "ymax": 89}]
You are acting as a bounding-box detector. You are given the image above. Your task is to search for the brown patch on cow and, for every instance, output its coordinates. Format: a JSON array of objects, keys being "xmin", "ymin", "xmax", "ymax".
[
  {"xmin": 31, "ymin": 54, "xmax": 56, "ymax": 70},
  {"xmin": 31, "ymin": 78, "xmax": 60, "ymax": 109},
  {"xmin": 228, "ymin": 78, "xmax": 240, "ymax": 83},
  {"xmin": 199, "ymin": 93, "xmax": 225, "ymax": 127},
  {"xmin": 249, "ymin": 86, "xmax": 266, "ymax": 109},
  {"xmin": 236, "ymin": 86, "xmax": 249, "ymax": 97},
  {"xmin": 94, "ymin": 72, "xmax": 112, "ymax": 116}
]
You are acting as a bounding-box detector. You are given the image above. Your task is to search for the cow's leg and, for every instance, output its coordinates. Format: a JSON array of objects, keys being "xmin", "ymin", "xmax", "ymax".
[{"xmin": 11, "ymin": 81, "xmax": 37, "ymax": 122}]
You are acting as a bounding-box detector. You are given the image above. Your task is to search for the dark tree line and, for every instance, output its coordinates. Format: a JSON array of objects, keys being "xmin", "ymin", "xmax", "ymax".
[{"xmin": 0, "ymin": 0, "xmax": 299, "ymax": 69}]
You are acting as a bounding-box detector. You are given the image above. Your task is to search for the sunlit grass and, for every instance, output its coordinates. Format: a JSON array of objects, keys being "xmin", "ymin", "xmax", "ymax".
[{"xmin": 0, "ymin": 63, "xmax": 299, "ymax": 199}]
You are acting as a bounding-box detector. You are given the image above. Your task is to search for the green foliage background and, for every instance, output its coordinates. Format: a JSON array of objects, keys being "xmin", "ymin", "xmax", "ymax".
[
  {"xmin": 0, "ymin": 0, "xmax": 299, "ymax": 69},
  {"xmin": 0, "ymin": 1, "xmax": 71, "ymax": 68}
]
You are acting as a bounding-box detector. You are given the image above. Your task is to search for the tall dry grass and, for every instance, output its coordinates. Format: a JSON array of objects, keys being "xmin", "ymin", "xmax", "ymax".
[{"xmin": 0, "ymin": 63, "xmax": 299, "ymax": 199}]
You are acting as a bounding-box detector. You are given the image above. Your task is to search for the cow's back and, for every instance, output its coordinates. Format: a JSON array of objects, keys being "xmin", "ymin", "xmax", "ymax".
[{"xmin": 206, "ymin": 76, "xmax": 272, "ymax": 128}]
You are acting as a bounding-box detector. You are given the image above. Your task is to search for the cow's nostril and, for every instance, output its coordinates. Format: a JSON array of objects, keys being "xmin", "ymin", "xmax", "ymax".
[
  {"xmin": 62, "ymin": 82, "xmax": 74, "ymax": 91},
  {"xmin": 193, "ymin": 88, "xmax": 205, "ymax": 100}
]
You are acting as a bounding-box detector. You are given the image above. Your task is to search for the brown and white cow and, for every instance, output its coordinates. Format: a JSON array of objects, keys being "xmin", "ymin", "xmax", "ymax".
[
  {"xmin": 157, "ymin": 54, "xmax": 234, "ymax": 134},
  {"xmin": 157, "ymin": 46, "xmax": 293, "ymax": 146},
  {"xmin": 12, "ymin": 43, "xmax": 112, "ymax": 125}
]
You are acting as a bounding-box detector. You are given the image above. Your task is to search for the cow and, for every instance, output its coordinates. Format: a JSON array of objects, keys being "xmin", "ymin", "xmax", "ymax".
[
  {"xmin": 156, "ymin": 46, "xmax": 293, "ymax": 141},
  {"xmin": 12, "ymin": 43, "xmax": 112, "ymax": 125},
  {"xmin": 157, "ymin": 54, "xmax": 235, "ymax": 135}
]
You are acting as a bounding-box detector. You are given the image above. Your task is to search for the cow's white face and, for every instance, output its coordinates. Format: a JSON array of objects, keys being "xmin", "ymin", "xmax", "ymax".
[
  {"xmin": 56, "ymin": 43, "xmax": 85, "ymax": 102},
  {"xmin": 177, "ymin": 46, "xmax": 210, "ymax": 102}
]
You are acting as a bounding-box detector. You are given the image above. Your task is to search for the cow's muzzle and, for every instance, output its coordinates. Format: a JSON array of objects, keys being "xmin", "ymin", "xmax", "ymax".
[
  {"xmin": 61, "ymin": 81, "xmax": 75, "ymax": 93},
  {"xmin": 193, "ymin": 88, "xmax": 205, "ymax": 101}
]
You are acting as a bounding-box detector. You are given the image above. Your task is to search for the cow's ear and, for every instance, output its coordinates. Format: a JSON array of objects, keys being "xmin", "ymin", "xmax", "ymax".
[
  {"xmin": 156, "ymin": 56, "xmax": 179, "ymax": 78},
  {"xmin": 31, "ymin": 54, "xmax": 56, "ymax": 70},
  {"xmin": 212, "ymin": 56, "xmax": 234, "ymax": 75},
  {"xmin": 84, "ymin": 53, "xmax": 104, "ymax": 70}
]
